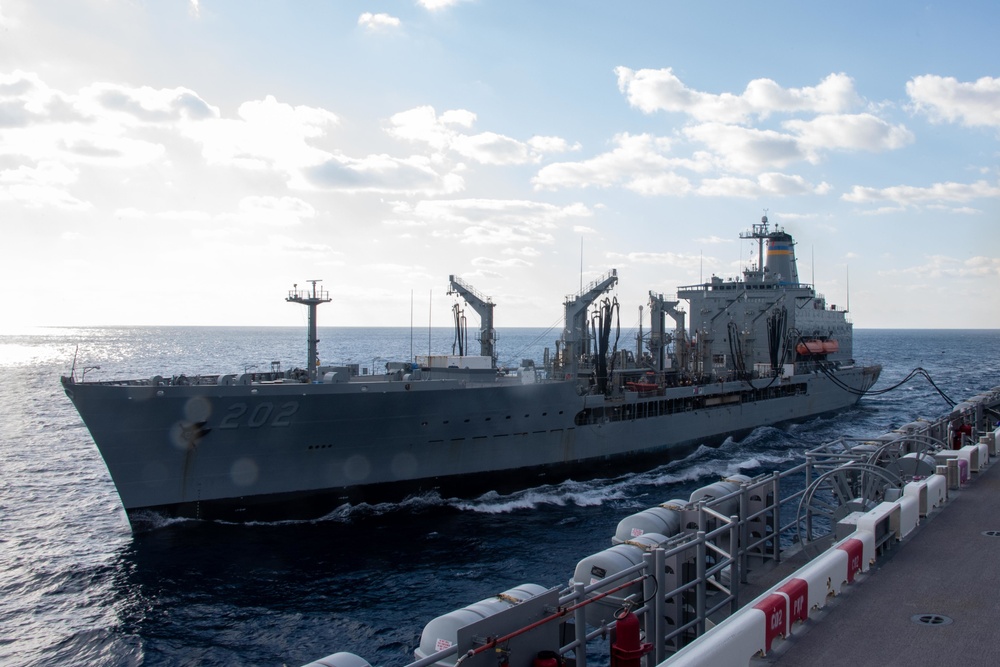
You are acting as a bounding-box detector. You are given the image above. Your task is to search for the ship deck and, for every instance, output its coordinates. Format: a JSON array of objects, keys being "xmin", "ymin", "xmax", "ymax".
[{"xmin": 738, "ymin": 452, "xmax": 1000, "ymax": 665}]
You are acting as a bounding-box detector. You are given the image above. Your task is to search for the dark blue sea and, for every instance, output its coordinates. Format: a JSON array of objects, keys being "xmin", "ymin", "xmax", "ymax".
[{"xmin": 1, "ymin": 327, "xmax": 998, "ymax": 667}]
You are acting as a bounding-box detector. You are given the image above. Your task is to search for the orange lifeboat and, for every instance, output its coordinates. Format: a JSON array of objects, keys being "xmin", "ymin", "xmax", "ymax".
[{"xmin": 796, "ymin": 339, "xmax": 839, "ymax": 355}]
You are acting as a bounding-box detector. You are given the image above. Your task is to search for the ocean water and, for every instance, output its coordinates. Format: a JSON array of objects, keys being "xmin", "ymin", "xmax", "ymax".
[{"xmin": 0, "ymin": 327, "xmax": 998, "ymax": 667}]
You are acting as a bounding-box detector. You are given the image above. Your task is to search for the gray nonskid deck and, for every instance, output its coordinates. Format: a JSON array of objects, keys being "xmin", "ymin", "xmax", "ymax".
[{"xmin": 748, "ymin": 456, "xmax": 1000, "ymax": 665}]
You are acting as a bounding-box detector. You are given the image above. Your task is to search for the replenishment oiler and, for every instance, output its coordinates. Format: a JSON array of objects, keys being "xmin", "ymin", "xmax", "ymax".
[{"xmin": 61, "ymin": 216, "xmax": 881, "ymax": 528}]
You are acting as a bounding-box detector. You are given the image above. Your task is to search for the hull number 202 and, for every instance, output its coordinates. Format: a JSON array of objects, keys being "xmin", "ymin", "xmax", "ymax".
[{"xmin": 219, "ymin": 401, "xmax": 299, "ymax": 429}]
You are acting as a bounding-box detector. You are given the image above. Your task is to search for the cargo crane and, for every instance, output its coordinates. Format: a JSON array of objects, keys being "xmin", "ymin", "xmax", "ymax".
[
  {"xmin": 447, "ymin": 275, "xmax": 497, "ymax": 367},
  {"xmin": 558, "ymin": 269, "xmax": 618, "ymax": 382},
  {"xmin": 648, "ymin": 291, "xmax": 687, "ymax": 372}
]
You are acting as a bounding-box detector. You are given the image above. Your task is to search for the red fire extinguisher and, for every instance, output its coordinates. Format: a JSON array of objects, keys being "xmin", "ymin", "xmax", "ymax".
[
  {"xmin": 610, "ymin": 608, "xmax": 653, "ymax": 667},
  {"xmin": 532, "ymin": 650, "xmax": 560, "ymax": 667}
]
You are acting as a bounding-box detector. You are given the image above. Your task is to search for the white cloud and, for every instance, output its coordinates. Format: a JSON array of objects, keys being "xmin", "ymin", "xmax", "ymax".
[
  {"xmin": 79, "ymin": 82, "xmax": 218, "ymax": 123},
  {"xmin": 616, "ymin": 68, "xmax": 860, "ymax": 123},
  {"xmin": 880, "ymin": 254, "xmax": 1000, "ymax": 280},
  {"xmin": 528, "ymin": 135, "xmax": 581, "ymax": 154},
  {"xmin": 0, "ymin": 160, "xmax": 77, "ymax": 186},
  {"xmin": 396, "ymin": 198, "xmax": 590, "ymax": 225},
  {"xmin": 607, "ymin": 69, "xmax": 911, "ymax": 183},
  {"xmin": 0, "ymin": 74, "xmax": 172, "ymax": 168},
  {"xmin": 418, "ymin": 0, "xmax": 464, "ymax": 9},
  {"xmin": 0, "ymin": 159, "xmax": 90, "ymax": 209},
  {"xmin": 303, "ymin": 153, "xmax": 464, "ymax": 195},
  {"xmin": 358, "ymin": 12, "xmax": 401, "ymax": 31},
  {"xmin": 450, "ymin": 131, "xmax": 532, "ymax": 165},
  {"xmin": 502, "ymin": 246, "xmax": 543, "ymax": 257},
  {"xmin": 533, "ymin": 132, "xmax": 697, "ymax": 194},
  {"xmin": 155, "ymin": 209, "xmax": 214, "ymax": 222},
  {"xmin": 387, "ymin": 105, "xmax": 553, "ymax": 165},
  {"xmin": 0, "ymin": 181, "xmax": 91, "ymax": 209},
  {"xmin": 907, "ymin": 75, "xmax": 1000, "ymax": 128},
  {"xmin": 784, "ymin": 113, "xmax": 913, "ymax": 152},
  {"xmin": 184, "ymin": 95, "xmax": 338, "ymax": 172},
  {"xmin": 695, "ymin": 173, "xmax": 830, "ymax": 198},
  {"xmin": 470, "ymin": 256, "xmax": 533, "ymax": 268},
  {"xmin": 235, "ymin": 195, "xmax": 315, "ymax": 226},
  {"xmin": 606, "ymin": 250, "xmax": 707, "ymax": 270},
  {"xmin": 680, "ymin": 114, "xmax": 911, "ymax": 175},
  {"xmin": 843, "ymin": 179, "xmax": 1000, "ymax": 206},
  {"xmin": 683, "ymin": 123, "xmax": 807, "ymax": 173},
  {"xmin": 390, "ymin": 198, "xmax": 591, "ymax": 246},
  {"xmin": 268, "ymin": 235, "xmax": 335, "ymax": 255}
]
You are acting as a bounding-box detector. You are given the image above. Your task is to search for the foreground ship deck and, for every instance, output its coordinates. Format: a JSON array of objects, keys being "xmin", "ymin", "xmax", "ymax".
[{"xmin": 757, "ymin": 455, "xmax": 1000, "ymax": 665}]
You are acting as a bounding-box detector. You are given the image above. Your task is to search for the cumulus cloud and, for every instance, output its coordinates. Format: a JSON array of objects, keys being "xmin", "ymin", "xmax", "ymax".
[
  {"xmin": 881, "ymin": 254, "xmax": 1000, "ymax": 280},
  {"xmin": 0, "ymin": 73, "xmax": 484, "ymax": 198},
  {"xmin": 390, "ymin": 198, "xmax": 591, "ymax": 246},
  {"xmin": 0, "ymin": 73, "xmax": 170, "ymax": 168},
  {"xmin": 236, "ymin": 195, "xmax": 316, "ymax": 226},
  {"xmin": 616, "ymin": 68, "xmax": 860, "ymax": 123},
  {"xmin": 303, "ymin": 153, "xmax": 464, "ymax": 195},
  {"xmin": 387, "ymin": 105, "xmax": 574, "ymax": 165},
  {"xmin": 907, "ymin": 74, "xmax": 1000, "ymax": 127},
  {"xmin": 470, "ymin": 256, "xmax": 533, "ymax": 269},
  {"xmin": 358, "ymin": 12, "xmax": 401, "ymax": 30},
  {"xmin": 534, "ymin": 132, "xmax": 698, "ymax": 194},
  {"xmin": 539, "ymin": 68, "xmax": 913, "ymax": 196},
  {"xmin": 606, "ymin": 250, "xmax": 707, "ymax": 270},
  {"xmin": 784, "ymin": 113, "xmax": 913, "ymax": 152},
  {"xmin": 842, "ymin": 179, "xmax": 1000, "ymax": 206},
  {"xmin": 683, "ymin": 123, "xmax": 806, "ymax": 172},
  {"xmin": 574, "ymin": 68, "xmax": 914, "ymax": 195},
  {"xmin": 0, "ymin": 180, "xmax": 91, "ymax": 210},
  {"xmin": 502, "ymin": 246, "xmax": 543, "ymax": 257},
  {"xmin": 0, "ymin": 160, "xmax": 89, "ymax": 209},
  {"xmin": 418, "ymin": 0, "xmax": 464, "ymax": 9},
  {"xmin": 528, "ymin": 135, "xmax": 581, "ymax": 153},
  {"xmin": 80, "ymin": 83, "xmax": 218, "ymax": 122},
  {"xmin": 184, "ymin": 95, "xmax": 337, "ymax": 172},
  {"xmin": 696, "ymin": 173, "xmax": 831, "ymax": 198},
  {"xmin": 450, "ymin": 131, "xmax": 532, "ymax": 165}
]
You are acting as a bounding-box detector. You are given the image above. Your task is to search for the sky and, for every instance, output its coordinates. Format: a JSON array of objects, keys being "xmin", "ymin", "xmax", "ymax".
[{"xmin": 1, "ymin": 0, "xmax": 998, "ymax": 332}]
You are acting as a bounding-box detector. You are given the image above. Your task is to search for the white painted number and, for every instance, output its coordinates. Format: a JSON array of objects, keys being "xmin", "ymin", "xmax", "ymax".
[{"xmin": 219, "ymin": 401, "xmax": 299, "ymax": 429}]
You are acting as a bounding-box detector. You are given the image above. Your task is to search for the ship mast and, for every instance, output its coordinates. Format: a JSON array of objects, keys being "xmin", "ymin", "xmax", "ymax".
[{"xmin": 286, "ymin": 280, "xmax": 331, "ymax": 381}]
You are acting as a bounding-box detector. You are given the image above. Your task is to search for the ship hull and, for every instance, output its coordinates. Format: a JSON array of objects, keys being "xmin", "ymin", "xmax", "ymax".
[{"xmin": 63, "ymin": 364, "xmax": 880, "ymax": 527}]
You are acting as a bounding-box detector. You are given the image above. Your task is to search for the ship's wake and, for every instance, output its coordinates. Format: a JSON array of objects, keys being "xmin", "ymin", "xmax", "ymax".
[
  {"xmin": 318, "ymin": 425, "xmax": 807, "ymax": 521},
  {"xmin": 131, "ymin": 419, "xmax": 823, "ymax": 531}
]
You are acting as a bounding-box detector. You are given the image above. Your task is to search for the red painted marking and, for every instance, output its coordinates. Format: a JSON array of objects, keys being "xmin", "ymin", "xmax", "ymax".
[
  {"xmin": 777, "ymin": 578, "xmax": 809, "ymax": 625},
  {"xmin": 753, "ymin": 593, "xmax": 787, "ymax": 652},
  {"xmin": 837, "ymin": 538, "xmax": 863, "ymax": 583}
]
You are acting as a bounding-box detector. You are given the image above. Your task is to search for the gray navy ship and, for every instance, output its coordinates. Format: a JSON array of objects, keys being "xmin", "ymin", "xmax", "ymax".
[{"xmin": 61, "ymin": 217, "xmax": 881, "ymax": 528}]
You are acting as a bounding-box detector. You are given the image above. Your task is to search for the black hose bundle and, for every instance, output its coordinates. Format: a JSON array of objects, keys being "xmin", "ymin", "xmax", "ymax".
[
  {"xmin": 590, "ymin": 297, "xmax": 620, "ymax": 394},
  {"xmin": 728, "ymin": 320, "xmax": 750, "ymax": 381},
  {"xmin": 451, "ymin": 304, "xmax": 467, "ymax": 356},
  {"xmin": 766, "ymin": 306, "xmax": 788, "ymax": 371}
]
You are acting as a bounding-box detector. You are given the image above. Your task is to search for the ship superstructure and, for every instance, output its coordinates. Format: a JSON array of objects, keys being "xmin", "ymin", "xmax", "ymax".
[{"xmin": 61, "ymin": 217, "xmax": 880, "ymax": 528}]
